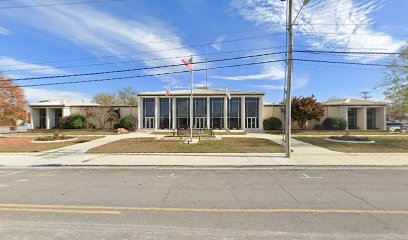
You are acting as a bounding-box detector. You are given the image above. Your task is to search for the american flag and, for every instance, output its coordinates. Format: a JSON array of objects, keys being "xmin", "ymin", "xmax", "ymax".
[
  {"xmin": 166, "ymin": 86, "xmax": 171, "ymax": 97},
  {"xmin": 181, "ymin": 57, "xmax": 193, "ymax": 69}
]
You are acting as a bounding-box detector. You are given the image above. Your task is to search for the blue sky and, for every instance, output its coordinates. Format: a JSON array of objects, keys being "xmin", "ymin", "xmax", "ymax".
[{"xmin": 0, "ymin": 0, "xmax": 407, "ymax": 104}]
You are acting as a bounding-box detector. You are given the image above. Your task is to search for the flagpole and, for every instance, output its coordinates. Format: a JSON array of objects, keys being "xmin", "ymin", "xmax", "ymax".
[
  {"xmin": 190, "ymin": 55, "xmax": 194, "ymax": 142},
  {"xmin": 168, "ymin": 84, "xmax": 171, "ymax": 136}
]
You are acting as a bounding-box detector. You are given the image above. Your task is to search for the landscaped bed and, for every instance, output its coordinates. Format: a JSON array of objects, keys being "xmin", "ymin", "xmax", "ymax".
[
  {"xmin": 0, "ymin": 136, "xmax": 103, "ymax": 152},
  {"xmin": 294, "ymin": 136, "xmax": 408, "ymax": 153},
  {"xmin": 87, "ymin": 137, "xmax": 284, "ymax": 153}
]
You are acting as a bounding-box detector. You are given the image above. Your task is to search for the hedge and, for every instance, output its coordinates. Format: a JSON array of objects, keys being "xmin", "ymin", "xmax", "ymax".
[
  {"xmin": 59, "ymin": 114, "xmax": 86, "ymax": 129},
  {"xmin": 114, "ymin": 115, "xmax": 136, "ymax": 130},
  {"xmin": 263, "ymin": 117, "xmax": 282, "ymax": 130},
  {"xmin": 323, "ymin": 117, "xmax": 348, "ymax": 130}
]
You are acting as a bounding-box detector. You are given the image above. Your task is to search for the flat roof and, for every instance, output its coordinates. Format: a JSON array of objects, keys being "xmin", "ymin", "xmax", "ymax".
[{"xmin": 138, "ymin": 89, "xmax": 264, "ymax": 97}]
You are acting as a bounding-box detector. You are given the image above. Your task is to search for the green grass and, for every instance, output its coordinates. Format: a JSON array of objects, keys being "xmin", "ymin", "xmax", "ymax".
[
  {"xmin": 294, "ymin": 136, "xmax": 408, "ymax": 153},
  {"xmin": 88, "ymin": 137, "xmax": 284, "ymax": 153}
]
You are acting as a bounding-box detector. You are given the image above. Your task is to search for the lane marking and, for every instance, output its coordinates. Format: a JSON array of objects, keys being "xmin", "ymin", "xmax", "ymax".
[
  {"xmin": 300, "ymin": 173, "xmax": 322, "ymax": 179},
  {"xmin": 0, "ymin": 207, "xmax": 120, "ymax": 215},
  {"xmin": 0, "ymin": 204, "xmax": 406, "ymax": 215},
  {"xmin": 158, "ymin": 172, "xmax": 180, "ymax": 178}
]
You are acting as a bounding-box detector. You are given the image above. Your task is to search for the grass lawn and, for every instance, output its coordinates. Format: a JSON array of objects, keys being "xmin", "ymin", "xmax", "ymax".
[
  {"xmin": 0, "ymin": 136, "xmax": 103, "ymax": 152},
  {"xmin": 88, "ymin": 137, "xmax": 284, "ymax": 153},
  {"xmin": 291, "ymin": 130, "xmax": 397, "ymax": 136},
  {"xmin": 26, "ymin": 129, "xmax": 116, "ymax": 135},
  {"xmin": 294, "ymin": 136, "xmax": 408, "ymax": 153}
]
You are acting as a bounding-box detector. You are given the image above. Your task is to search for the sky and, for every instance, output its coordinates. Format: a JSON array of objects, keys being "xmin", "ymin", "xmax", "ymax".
[{"xmin": 0, "ymin": 0, "xmax": 407, "ymax": 104}]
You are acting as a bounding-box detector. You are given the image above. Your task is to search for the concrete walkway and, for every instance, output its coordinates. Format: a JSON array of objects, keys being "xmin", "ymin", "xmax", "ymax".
[{"xmin": 0, "ymin": 132, "xmax": 407, "ymax": 167}]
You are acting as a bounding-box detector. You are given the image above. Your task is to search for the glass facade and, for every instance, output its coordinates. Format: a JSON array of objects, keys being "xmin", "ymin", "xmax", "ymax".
[
  {"xmin": 348, "ymin": 108, "xmax": 358, "ymax": 129},
  {"xmin": 228, "ymin": 98, "xmax": 241, "ymax": 129},
  {"xmin": 193, "ymin": 98, "xmax": 207, "ymax": 129},
  {"xmin": 367, "ymin": 108, "xmax": 376, "ymax": 129},
  {"xmin": 176, "ymin": 98, "xmax": 190, "ymax": 129},
  {"xmin": 54, "ymin": 109, "xmax": 62, "ymax": 129},
  {"xmin": 39, "ymin": 108, "xmax": 46, "ymax": 129},
  {"xmin": 245, "ymin": 98, "xmax": 259, "ymax": 129},
  {"xmin": 159, "ymin": 98, "xmax": 172, "ymax": 129},
  {"xmin": 143, "ymin": 98, "xmax": 155, "ymax": 129},
  {"xmin": 210, "ymin": 98, "xmax": 224, "ymax": 129}
]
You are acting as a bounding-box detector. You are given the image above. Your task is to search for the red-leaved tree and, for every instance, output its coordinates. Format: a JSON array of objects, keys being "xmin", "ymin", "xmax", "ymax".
[
  {"xmin": 291, "ymin": 95, "xmax": 325, "ymax": 129},
  {"xmin": 0, "ymin": 75, "xmax": 28, "ymax": 125}
]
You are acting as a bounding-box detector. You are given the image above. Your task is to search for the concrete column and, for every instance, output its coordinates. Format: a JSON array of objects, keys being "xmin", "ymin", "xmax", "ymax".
[
  {"xmin": 357, "ymin": 107, "xmax": 367, "ymax": 130},
  {"xmin": 339, "ymin": 106, "xmax": 348, "ymax": 130},
  {"xmin": 376, "ymin": 107, "xmax": 386, "ymax": 130},
  {"xmin": 154, "ymin": 97, "xmax": 159, "ymax": 130},
  {"xmin": 206, "ymin": 97, "xmax": 210, "ymax": 129},
  {"xmin": 138, "ymin": 97, "xmax": 143, "ymax": 130},
  {"xmin": 30, "ymin": 109, "xmax": 35, "ymax": 129},
  {"xmin": 259, "ymin": 96, "xmax": 264, "ymax": 130},
  {"xmin": 45, "ymin": 108, "xmax": 51, "ymax": 129},
  {"xmin": 172, "ymin": 97, "xmax": 176, "ymax": 129},
  {"xmin": 224, "ymin": 96, "xmax": 228, "ymax": 129},
  {"xmin": 241, "ymin": 96, "xmax": 246, "ymax": 130}
]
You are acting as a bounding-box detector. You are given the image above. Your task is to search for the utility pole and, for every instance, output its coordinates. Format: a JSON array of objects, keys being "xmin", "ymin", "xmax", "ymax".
[
  {"xmin": 284, "ymin": 0, "xmax": 294, "ymax": 158},
  {"xmin": 361, "ymin": 91, "xmax": 372, "ymax": 100}
]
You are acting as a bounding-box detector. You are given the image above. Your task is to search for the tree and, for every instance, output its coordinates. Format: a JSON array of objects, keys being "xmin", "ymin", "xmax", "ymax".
[
  {"xmin": 382, "ymin": 43, "xmax": 408, "ymax": 120},
  {"xmin": 117, "ymin": 87, "xmax": 137, "ymax": 105},
  {"xmin": 106, "ymin": 107, "xmax": 120, "ymax": 129},
  {"xmin": 0, "ymin": 75, "xmax": 28, "ymax": 125},
  {"xmin": 92, "ymin": 93, "xmax": 117, "ymax": 105},
  {"xmin": 291, "ymin": 95, "xmax": 325, "ymax": 129}
]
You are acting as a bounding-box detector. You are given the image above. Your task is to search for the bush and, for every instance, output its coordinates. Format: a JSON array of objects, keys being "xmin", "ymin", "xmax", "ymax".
[
  {"xmin": 323, "ymin": 117, "xmax": 348, "ymax": 130},
  {"xmin": 115, "ymin": 115, "xmax": 136, "ymax": 130},
  {"xmin": 263, "ymin": 117, "xmax": 282, "ymax": 130},
  {"xmin": 59, "ymin": 114, "xmax": 86, "ymax": 129},
  {"xmin": 313, "ymin": 123, "xmax": 324, "ymax": 130}
]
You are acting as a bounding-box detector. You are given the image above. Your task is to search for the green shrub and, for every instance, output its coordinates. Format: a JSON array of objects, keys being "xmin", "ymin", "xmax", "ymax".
[
  {"xmin": 313, "ymin": 123, "xmax": 324, "ymax": 130},
  {"xmin": 59, "ymin": 114, "xmax": 86, "ymax": 129},
  {"xmin": 115, "ymin": 115, "xmax": 136, "ymax": 130},
  {"xmin": 263, "ymin": 117, "xmax": 282, "ymax": 130},
  {"xmin": 323, "ymin": 117, "xmax": 348, "ymax": 130}
]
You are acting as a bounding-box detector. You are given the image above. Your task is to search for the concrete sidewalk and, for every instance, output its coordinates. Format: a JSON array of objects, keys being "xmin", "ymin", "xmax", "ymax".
[{"xmin": 0, "ymin": 132, "xmax": 407, "ymax": 167}]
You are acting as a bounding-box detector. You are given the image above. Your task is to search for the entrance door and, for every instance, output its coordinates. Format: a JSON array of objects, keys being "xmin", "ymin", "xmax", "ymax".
[
  {"xmin": 144, "ymin": 117, "xmax": 155, "ymax": 129},
  {"xmin": 246, "ymin": 117, "xmax": 258, "ymax": 129},
  {"xmin": 195, "ymin": 117, "xmax": 205, "ymax": 129}
]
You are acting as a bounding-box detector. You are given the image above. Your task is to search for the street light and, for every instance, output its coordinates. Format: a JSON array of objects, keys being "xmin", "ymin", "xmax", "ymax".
[{"xmin": 284, "ymin": 0, "xmax": 310, "ymax": 158}]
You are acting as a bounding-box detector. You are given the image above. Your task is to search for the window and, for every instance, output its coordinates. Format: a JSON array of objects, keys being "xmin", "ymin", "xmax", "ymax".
[
  {"xmin": 143, "ymin": 98, "xmax": 155, "ymax": 129},
  {"xmin": 159, "ymin": 98, "xmax": 172, "ymax": 129},
  {"xmin": 228, "ymin": 98, "xmax": 241, "ymax": 129},
  {"xmin": 210, "ymin": 98, "xmax": 224, "ymax": 129},
  {"xmin": 54, "ymin": 109, "xmax": 62, "ymax": 128},
  {"xmin": 367, "ymin": 108, "xmax": 376, "ymax": 129},
  {"xmin": 193, "ymin": 98, "xmax": 207, "ymax": 129},
  {"xmin": 176, "ymin": 98, "xmax": 190, "ymax": 129},
  {"xmin": 348, "ymin": 108, "xmax": 357, "ymax": 129},
  {"xmin": 245, "ymin": 98, "xmax": 259, "ymax": 128},
  {"xmin": 39, "ymin": 108, "xmax": 46, "ymax": 129}
]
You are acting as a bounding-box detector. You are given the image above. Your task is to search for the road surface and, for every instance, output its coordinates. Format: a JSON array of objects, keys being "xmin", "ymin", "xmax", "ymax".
[{"xmin": 0, "ymin": 167, "xmax": 407, "ymax": 239}]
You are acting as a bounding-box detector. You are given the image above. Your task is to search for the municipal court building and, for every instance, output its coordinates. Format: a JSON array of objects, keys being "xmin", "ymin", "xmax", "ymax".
[{"xmin": 29, "ymin": 89, "xmax": 387, "ymax": 131}]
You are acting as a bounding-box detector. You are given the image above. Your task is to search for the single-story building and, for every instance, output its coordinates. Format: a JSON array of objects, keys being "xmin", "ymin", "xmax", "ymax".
[{"xmin": 29, "ymin": 90, "xmax": 387, "ymax": 131}]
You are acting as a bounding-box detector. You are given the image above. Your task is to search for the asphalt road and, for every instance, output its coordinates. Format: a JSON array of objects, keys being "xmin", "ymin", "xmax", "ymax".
[{"xmin": 0, "ymin": 167, "xmax": 407, "ymax": 239}]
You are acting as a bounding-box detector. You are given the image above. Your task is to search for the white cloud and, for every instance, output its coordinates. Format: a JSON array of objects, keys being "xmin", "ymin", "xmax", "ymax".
[
  {"xmin": 24, "ymin": 88, "xmax": 91, "ymax": 103},
  {"xmin": 253, "ymin": 77, "xmax": 309, "ymax": 90},
  {"xmin": 211, "ymin": 36, "xmax": 226, "ymax": 51},
  {"xmin": 0, "ymin": 26, "xmax": 11, "ymax": 36},
  {"xmin": 211, "ymin": 64, "xmax": 285, "ymax": 81},
  {"xmin": 8, "ymin": 3, "xmax": 198, "ymax": 80},
  {"xmin": 230, "ymin": 0, "xmax": 404, "ymax": 61},
  {"xmin": 0, "ymin": 56, "xmax": 65, "ymax": 75}
]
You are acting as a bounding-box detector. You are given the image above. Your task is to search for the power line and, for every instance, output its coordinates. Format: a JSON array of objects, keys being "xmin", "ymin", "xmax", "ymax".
[
  {"xmin": 0, "ymin": 0, "xmax": 125, "ymax": 9},
  {"xmin": 295, "ymin": 50, "xmax": 403, "ymax": 55},
  {"xmin": 293, "ymin": 58, "xmax": 407, "ymax": 68},
  {"xmin": 3, "ymin": 46, "xmax": 288, "ymax": 72},
  {"xmin": 1, "ymin": 33, "xmax": 286, "ymax": 68},
  {"xmin": 11, "ymin": 29, "xmax": 280, "ymax": 56},
  {"xmin": 8, "ymin": 51, "xmax": 288, "ymax": 81},
  {"xmin": 4, "ymin": 59, "xmax": 287, "ymax": 88}
]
